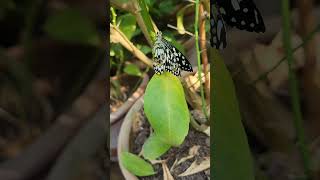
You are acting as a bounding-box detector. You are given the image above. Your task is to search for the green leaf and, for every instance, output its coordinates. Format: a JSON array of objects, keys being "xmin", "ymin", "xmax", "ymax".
[
  {"xmin": 142, "ymin": 134, "xmax": 171, "ymax": 160},
  {"xmin": 144, "ymin": 72, "xmax": 190, "ymax": 146},
  {"xmin": 110, "ymin": 44, "xmax": 124, "ymax": 60},
  {"xmin": 211, "ymin": 49, "xmax": 254, "ymax": 180},
  {"xmin": 120, "ymin": 152, "xmax": 155, "ymax": 177},
  {"xmin": 44, "ymin": 8, "xmax": 100, "ymax": 46},
  {"xmin": 119, "ymin": 14, "xmax": 137, "ymax": 40},
  {"xmin": 137, "ymin": 0, "xmax": 156, "ymax": 42},
  {"xmin": 124, "ymin": 64, "xmax": 142, "ymax": 77},
  {"xmin": 158, "ymin": 1, "xmax": 175, "ymax": 15},
  {"xmin": 137, "ymin": 44, "xmax": 152, "ymax": 54}
]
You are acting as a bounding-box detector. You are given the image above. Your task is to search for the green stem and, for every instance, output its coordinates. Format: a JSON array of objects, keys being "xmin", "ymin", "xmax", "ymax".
[
  {"xmin": 194, "ymin": 0, "xmax": 208, "ymax": 119},
  {"xmin": 22, "ymin": 0, "xmax": 43, "ymax": 67},
  {"xmin": 111, "ymin": 7, "xmax": 117, "ymax": 26},
  {"xmin": 282, "ymin": 0, "xmax": 311, "ymax": 179}
]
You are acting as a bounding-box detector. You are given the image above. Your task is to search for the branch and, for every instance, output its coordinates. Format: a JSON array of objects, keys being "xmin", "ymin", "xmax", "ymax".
[
  {"xmin": 199, "ymin": 3, "xmax": 209, "ymax": 104},
  {"xmin": 110, "ymin": 24, "xmax": 153, "ymax": 67}
]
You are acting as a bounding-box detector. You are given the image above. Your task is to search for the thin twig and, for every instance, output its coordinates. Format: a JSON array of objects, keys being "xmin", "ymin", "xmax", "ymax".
[
  {"xmin": 194, "ymin": 0, "xmax": 208, "ymax": 119},
  {"xmin": 110, "ymin": 24, "xmax": 153, "ymax": 67},
  {"xmin": 199, "ymin": 3, "xmax": 210, "ymax": 104},
  {"xmin": 167, "ymin": 24, "xmax": 194, "ymax": 37},
  {"xmin": 282, "ymin": 0, "xmax": 312, "ymax": 178},
  {"xmin": 22, "ymin": 0, "xmax": 43, "ymax": 67}
]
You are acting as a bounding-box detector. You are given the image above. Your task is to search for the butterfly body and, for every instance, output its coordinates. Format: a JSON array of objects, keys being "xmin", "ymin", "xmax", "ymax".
[
  {"xmin": 210, "ymin": 0, "xmax": 265, "ymax": 49},
  {"xmin": 152, "ymin": 31, "xmax": 193, "ymax": 76}
]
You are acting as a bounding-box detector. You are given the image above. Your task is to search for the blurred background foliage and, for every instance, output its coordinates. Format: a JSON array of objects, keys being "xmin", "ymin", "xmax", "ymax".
[{"xmin": 0, "ymin": 0, "xmax": 107, "ymax": 179}]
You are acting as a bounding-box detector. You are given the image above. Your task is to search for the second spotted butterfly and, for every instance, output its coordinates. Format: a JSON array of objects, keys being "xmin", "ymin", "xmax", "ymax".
[
  {"xmin": 152, "ymin": 31, "xmax": 193, "ymax": 76},
  {"xmin": 210, "ymin": 0, "xmax": 266, "ymax": 49}
]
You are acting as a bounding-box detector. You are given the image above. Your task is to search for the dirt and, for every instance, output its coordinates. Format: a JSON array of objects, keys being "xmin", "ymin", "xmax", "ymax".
[{"xmin": 130, "ymin": 109, "xmax": 210, "ymax": 180}]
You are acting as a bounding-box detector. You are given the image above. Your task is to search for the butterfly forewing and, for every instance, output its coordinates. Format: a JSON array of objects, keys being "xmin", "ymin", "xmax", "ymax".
[
  {"xmin": 210, "ymin": 9, "xmax": 227, "ymax": 49},
  {"xmin": 152, "ymin": 32, "xmax": 193, "ymax": 76},
  {"xmin": 217, "ymin": 0, "xmax": 265, "ymax": 33}
]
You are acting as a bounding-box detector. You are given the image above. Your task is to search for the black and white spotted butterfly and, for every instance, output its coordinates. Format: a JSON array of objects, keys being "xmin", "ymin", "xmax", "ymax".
[
  {"xmin": 210, "ymin": 0, "xmax": 266, "ymax": 49},
  {"xmin": 152, "ymin": 31, "xmax": 193, "ymax": 76}
]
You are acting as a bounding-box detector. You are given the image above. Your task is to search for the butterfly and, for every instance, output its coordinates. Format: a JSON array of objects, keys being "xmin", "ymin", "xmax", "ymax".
[
  {"xmin": 152, "ymin": 31, "xmax": 193, "ymax": 76},
  {"xmin": 210, "ymin": 0, "xmax": 266, "ymax": 49}
]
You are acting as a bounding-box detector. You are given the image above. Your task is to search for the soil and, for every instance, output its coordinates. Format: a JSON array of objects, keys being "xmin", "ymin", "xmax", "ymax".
[{"xmin": 130, "ymin": 109, "xmax": 210, "ymax": 180}]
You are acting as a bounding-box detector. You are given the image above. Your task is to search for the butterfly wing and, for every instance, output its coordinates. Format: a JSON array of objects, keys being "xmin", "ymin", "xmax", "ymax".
[
  {"xmin": 162, "ymin": 39, "xmax": 193, "ymax": 73},
  {"xmin": 210, "ymin": 13, "xmax": 227, "ymax": 49},
  {"xmin": 216, "ymin": 0, "xmax": 265, "ymax": 33},
  {"xmin": 152, "ymin": 33, "xmax": 193, "ymax": 76}
]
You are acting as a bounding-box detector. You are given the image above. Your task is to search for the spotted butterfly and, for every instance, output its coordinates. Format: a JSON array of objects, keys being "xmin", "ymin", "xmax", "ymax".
[
  {"xmin": 152, "ymin": 31, "xmax": 193, "ymax": 76},
  {"xmin": 210, "ymin": 0, "xmax": 266, "ymax": 49}
]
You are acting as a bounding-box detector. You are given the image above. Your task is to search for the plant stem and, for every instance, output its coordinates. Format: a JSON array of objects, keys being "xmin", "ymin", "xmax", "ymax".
[
  {"xmin": 194, "ymin": 0, "xmax": 208, "ymax": 119},
  {"xmin": 110, "ymin": 24, "xmax": 153, "ymax": 67},
  {"xmin": 282, "ymin": 0, "xmax": 312, "ymax": 179},
  {"xmin": 110, "ymin": 7, "xmax": 117, "ymax": 26},
  {"xmin": 199, "ymin": 3, "xmax": 210, "ymax": 104},
  {"xmin": 22, "ymin": 0, "xmax": 43, "ymax": 68}
]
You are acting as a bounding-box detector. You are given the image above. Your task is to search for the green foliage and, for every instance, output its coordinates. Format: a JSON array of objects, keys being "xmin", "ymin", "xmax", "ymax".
[
  {"xmin": 123, "ymin": 64, "xmax": 142, "ymax": 77},
  {"xmin": 44, "ymin": 8, "xmax": 100, "ymax": 46},
  {"xmin": 142, "ymin": 134, "xmax": 171, "ymax": 160},
  {"xmin": 144, "ymin": 72, "xmax": 190, "ymax": 147},
  {"xmin": 137, "ymin": 44, "xmax": 152, "ymax": 54},
  {"xmin": 137, "ymin": 0, "xmax": 156, "ymax": 41},
  {"xmin": 211, "ymin": 49, "xmax": 254, "ymax": 180},
  {"xmin": 0, "ymin": 0, "xmax": 15, "ymax": 20},
  {"xmin": 158, "ymin": 1, "xmax": 175, "ymax": 15},
  {"xmin": 120, "ymin": 152, "xmax": 155, "ymax": 176},
  {"xmin": 118, "ymin": 13, "xmax": 137, "ymax": 40}
]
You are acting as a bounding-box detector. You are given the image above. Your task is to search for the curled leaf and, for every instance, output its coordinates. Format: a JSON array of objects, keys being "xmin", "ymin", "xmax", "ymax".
[{"xmin": 120, "ymin": 152, "xmax": 155, "ymax": 177}]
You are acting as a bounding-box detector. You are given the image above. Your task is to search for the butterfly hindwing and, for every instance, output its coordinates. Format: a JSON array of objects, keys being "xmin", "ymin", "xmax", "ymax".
[{"xmin": 216, "ymin": 0, "xmax": 265, "ymax": 33}]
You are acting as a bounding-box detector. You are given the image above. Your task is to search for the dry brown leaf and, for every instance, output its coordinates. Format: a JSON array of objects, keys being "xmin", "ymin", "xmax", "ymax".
[
  {"xmin": 203, "ymin": 127, "xmax": 210, "ymax": 136},
  {"xmin": 176, "ymin": 145, "xmax": 200, "ymax": 165},
  {"xmin": 162, "ymin": 161, "xmax": 175, "ymax": 180},
  {"xmin": 150, "ymin": 159, "xmax": 165, "ymax": 164},
  {"xmin": 178, "ymin": 157, "xmax": 210, "ymax": 177}
]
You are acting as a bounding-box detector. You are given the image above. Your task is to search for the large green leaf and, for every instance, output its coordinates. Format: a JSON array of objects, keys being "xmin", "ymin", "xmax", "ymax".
[
  {"xmin": 120, "ymin": 152, "xmax": 155, "ymax": 177},
  {"xmin": 211, "ymin": 49, "xmax": 254, "ymax": 180},
  {"xmin": 144, "ymin": 72, "xmax": 189, "ymax": 146}
]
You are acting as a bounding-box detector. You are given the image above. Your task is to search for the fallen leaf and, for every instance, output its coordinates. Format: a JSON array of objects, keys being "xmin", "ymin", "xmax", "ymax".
[
  {"xmin": 204, "ymin": 127, "xmax": 210, "ymax": 136},
  {"xmin": 162, "ymin": 161, "xmax": 175, "ymax": 180},
  {"xmin": 178, "ymin": 157, "xmax": 210, "ymax": 177},
  {"xmin": 171, "ymin": 145, "xmax": 200, "ymax": 171},
  {"xmin": 176, "ymin": 145, "xmax": 200, "ymax": 165}
]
